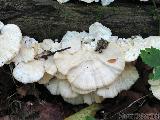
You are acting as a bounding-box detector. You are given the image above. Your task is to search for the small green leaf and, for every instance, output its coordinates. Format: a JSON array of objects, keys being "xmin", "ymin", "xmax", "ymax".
[
  {"xmin": 85, "ymin": 116, "xmax": 96, "ymax": 120},
  {"xmin": 140, "ymin": 47, "xmax": 160, "ymax": 67}
]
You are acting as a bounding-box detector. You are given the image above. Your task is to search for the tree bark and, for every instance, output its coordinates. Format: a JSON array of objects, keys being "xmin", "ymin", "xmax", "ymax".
[{"xmin": 0, "ymin": 0, "xmax": 159, "ymax": 41}]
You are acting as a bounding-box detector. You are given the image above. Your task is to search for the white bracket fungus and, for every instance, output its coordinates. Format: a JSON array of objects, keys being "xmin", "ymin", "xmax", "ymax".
[
  {"xmin": 13, "ymin": 36, "xmax": 38, "ymax": 65},
  {"xmin": 97, "ymin": 64, "xmax": 139, "ymax": 98},
  {"xmin": 46, "ymin": 78, "xmax": 78, "ymax": 99},
  {"xmin": 68, "ymin": 43, "xmax": 125, "ymax": 91},
  {"xmin": 0, "ymin": 22, "xmax": 22, "ymax": 67},
  {"xmin": 1, "ymin": 21, "xmax": 145, "ymax": 105},
  {"xmin": 148, "ymin": 80, "xmax": 160, "ymax": 100},
  {"xmin": 13, "ymin": 60, "xmax": 45, "ymax": 83},
  {"xmin": 89, "ymin": 22, "xmax": 112, "ymax": 41},
  {"xmin": 116, "ymin": 36, "xmax": 145, "ymax": 62}
]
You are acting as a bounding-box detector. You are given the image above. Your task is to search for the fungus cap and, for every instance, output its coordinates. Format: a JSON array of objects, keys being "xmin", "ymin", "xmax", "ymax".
[
  {"xmin": 144, "ymin": 36, "xmax": 160, "ymax": 49},
  {"xmin": 13, "ymin": 36, "xmax": 38, "ymax": 65},
  {"xmin": 150, "ymin": 85, "xmax": 160, "ymax": 100},
  {"xmin": 66, "ymin": 43, "xmax": 125, "ymax": 91},
  {"xmin": 40, "ymin": 39, "xmax": 61, "ymax": 52},
  {"xmin": 13, "ymin": 60, "xmax": 45, "ymax": 83},
  {"xmin": 0, "ymin": 23, "xmax": 22, "ymax": 67},
  {"xmin": 44, "ymin": 56, "xmax": 57, "ymax": 75},
  {"xmin": 80, "ymin": 31, "xmax": 94, "ymax": 43},
  {"xmin": 148, "ymin": 80, "xmax": 160, "ymax": 86},
  {"xmin": 46, "ymin": 78, "xmax": 78, "ymax": 98},
  {"xmin": 117, "ymin": 36, "xmax": 145, "ymax": 62},
  {"xmin": 61, "ymin": 31, "xmax": 82, "ymax": 54},
  {"xmin": 89, "ymin": 22, "xmax": 112, "ymax": 41},
  {"xmin": 97, "ymin": 64, "xmax": 139, "ymax": 98},
  {"xmin": 148, "ymin": 79, "xmax": 160, "ymax": 100},
  {"xmin": 46, "ymin": 78, "xmax": 60, "ymax": 95}
]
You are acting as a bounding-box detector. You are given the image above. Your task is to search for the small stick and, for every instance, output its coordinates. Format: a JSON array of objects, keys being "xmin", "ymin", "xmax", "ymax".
[{"xmin": 35, "ymin": 47, "xmax": 71, "ymax": 60}]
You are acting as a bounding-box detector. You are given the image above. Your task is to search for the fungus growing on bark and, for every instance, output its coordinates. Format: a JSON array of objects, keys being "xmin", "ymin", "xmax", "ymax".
[
  {"xmin": 0, "ymin": 21, "xmax": 22, "ymax": 67},
  {"xmin": 1, "ymin": 22, "xmax": 146, "ymax": 105}
]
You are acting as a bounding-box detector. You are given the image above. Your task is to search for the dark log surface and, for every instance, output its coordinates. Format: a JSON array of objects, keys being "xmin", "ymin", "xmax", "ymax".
[{"xmin": 0, "ymin": 0, "xmax": 160, "ymax": 41}]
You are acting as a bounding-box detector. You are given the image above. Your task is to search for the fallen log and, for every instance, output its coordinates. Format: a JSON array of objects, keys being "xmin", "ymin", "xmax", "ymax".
[{"xmin": 0, "ymin": 0, "xmax": 159, "ymax": 41}]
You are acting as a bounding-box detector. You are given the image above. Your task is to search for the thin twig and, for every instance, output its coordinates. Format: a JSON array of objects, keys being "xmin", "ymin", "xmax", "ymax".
[{"xmin": 35, "ymin": 47, "xmax": 71, "ymax": 60}]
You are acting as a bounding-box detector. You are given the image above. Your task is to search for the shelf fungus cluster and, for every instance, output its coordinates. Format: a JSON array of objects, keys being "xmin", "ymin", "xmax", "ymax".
[
  {"xmin": 2, "ymin": 21, "xmax": 160, "ymax": 105},
  {"xmin": 57, "ymin": 0, "xmax": 148, "ymax": 6}
]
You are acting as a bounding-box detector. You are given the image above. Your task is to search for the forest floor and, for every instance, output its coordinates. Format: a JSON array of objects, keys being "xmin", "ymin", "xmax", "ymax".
[{"xmin": 0, "ymin": 58, "xmax": 160, "ymax": 120}]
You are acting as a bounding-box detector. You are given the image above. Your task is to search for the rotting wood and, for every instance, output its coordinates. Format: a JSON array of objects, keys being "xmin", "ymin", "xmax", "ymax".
[{"xmin": 0, "ymin": 0, "xmax": 159, "ymax": 41}]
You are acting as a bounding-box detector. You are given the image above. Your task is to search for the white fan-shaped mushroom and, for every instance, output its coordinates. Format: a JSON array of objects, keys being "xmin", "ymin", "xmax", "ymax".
[
  {"xmin": 67, "ymin": 43, "xmax": 125, "ymax": 91},
  {"xmin": 89, "ymin": 22, "xmax": 112, "ymax": 41},
  {"xmin": 13, "ymin": 36, "xmax": 38, "ymax": 65},
  {"xmin": 97, "ymin": 64, "xmax": 139, "ymax": 98},
  {"xmin": 148, "ymin": 80, "xmax": 160, "ymax": 86},
  {"xmin": 46, "ymin": 78, "xmax": 60, "ymax": 95},
  {"xmin": 46, "ymin": 78, "xmax": 78, "ymax": 98},
  {"xmin": 148, "ymin": 80, "xmax": 160, "ymax": 100},
  {"xmin": 61, "ymin": 31, "xmax": 82, "ymax": 54},
  {"xmin": 0, "ymin": 22, "xmax": 22, "ymax": 67},
  {"xmin": 117, "ymin": 36, "xmax": 145, "ymax": 62},
  {"xmin": 80, "ymin": 31, "xmax": 94, "ymax": 43},
  {"xmin": 54, "ymin": 50, "xmax": 84, "ymax": 75},
  {"xmin": 144, "ymin": 36, "xmax": 160, "ymax": 49},
  {"xmin": 40, "ymin": 39, "xmax": 61, "ymax": 52},
  {"xmin": 150, "ymin": 85, "xmax": 160, "ymax": 100},
  {"xmin": 44, "ymin": 56, "xmax": 57, "ymax": 75},
  {"xmin": 13, "ymin": 60, "xmax": 45, "ymax": 83},
  {"xmin": 59, "ymin": 79, "xmax": 78, "ymax": 98}
]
